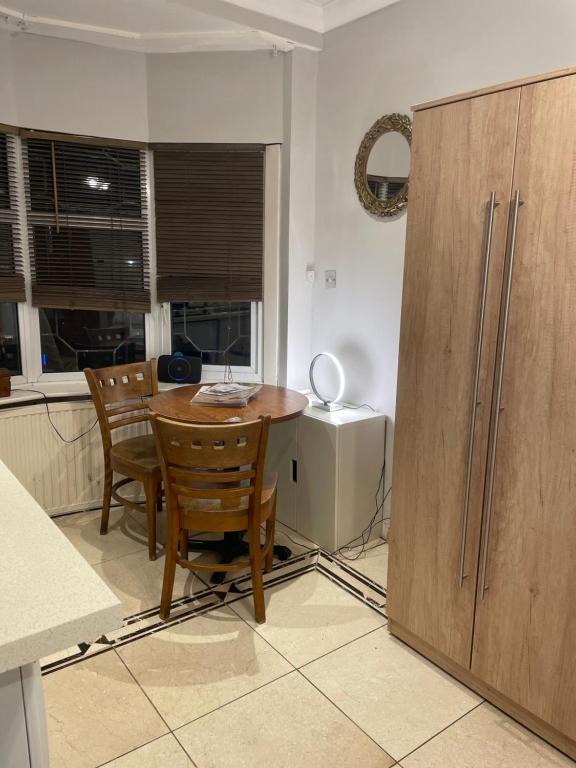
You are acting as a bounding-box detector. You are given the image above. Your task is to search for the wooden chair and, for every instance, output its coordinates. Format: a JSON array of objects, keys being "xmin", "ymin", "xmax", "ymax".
[
  {"xmin": 151, "ymin": 414, "xmax": 277, "ymax": 623},
  {"xmin": 84, "ymin": 360, "xmax": 162, "ymax": 560}
]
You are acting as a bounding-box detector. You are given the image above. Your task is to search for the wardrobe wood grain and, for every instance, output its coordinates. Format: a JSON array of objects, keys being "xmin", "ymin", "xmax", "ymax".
[
  {"xmin": 471, "ymin": 73, "xmax": 576, "ymax": 741},
  {"xmin": 388, "ymin": 88, "xmax": 519, "ymax": 667}
]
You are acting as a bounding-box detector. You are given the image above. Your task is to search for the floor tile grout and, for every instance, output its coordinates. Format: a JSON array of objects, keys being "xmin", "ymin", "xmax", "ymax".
[
  {"xmin": 297, "ymin": 622, "xmax": 388, "ymax": 671},
  {"xmin": 94, "ymin": 732, "xmax": 180, "ymax": 768},
  {"xmin": 294, "ymin": 667, "xmax": 396, "ymax": 763},
  {"xmin": 393, "ymin": 700, "xmax": 485, "ymax": 763},
  {"xmin": 113, "ymin": 648, "xmax": 173, "ymax": 734},
  {"xmin": 170, "ymin": 669, "xmax": 296, "ymax": 734},
  {"xmin": 225, "ymin": 571, "xmax": 386, "ymax": 671}
]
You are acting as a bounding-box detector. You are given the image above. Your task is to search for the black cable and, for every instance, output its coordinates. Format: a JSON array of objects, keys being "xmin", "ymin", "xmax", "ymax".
[
  {"xmin": 14, "ymin": 389, "xmax": 98, "ymax": 444},
  {"xmin": 335, "ymin": 465, "xmax": 392, "ymax": 560}
]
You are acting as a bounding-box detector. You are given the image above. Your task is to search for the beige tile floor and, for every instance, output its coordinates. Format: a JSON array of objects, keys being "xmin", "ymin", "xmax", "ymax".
[{"xmin": 45, "ymin": 512, "xmax": 575, "ymax": 768}]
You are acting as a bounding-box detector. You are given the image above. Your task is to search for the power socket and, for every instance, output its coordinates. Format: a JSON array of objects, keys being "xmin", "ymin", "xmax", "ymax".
[{"xmin": 325, "ymin": 270, "xmax": 337, "ymax": 289}]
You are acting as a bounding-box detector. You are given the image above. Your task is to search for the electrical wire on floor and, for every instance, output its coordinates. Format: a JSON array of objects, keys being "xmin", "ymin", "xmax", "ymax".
[
  {"xmin": 335, "ymin": 462, "xmax": 391, "ymax": 561},
  {"xmin": 14, "ymin": 389, "xmax": 98, "ymax": 444}
]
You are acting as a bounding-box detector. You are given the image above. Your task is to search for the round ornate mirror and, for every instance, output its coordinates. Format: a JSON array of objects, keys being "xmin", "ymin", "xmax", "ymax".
[{"xmin": 354, "ymin": 113, "xmax": 412, "ymax": 217}]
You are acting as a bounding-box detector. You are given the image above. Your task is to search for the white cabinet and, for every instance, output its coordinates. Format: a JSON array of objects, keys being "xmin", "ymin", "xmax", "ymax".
[{"xmin": 267, "ymin": 403, "xmax": 386, "ymax": 551}]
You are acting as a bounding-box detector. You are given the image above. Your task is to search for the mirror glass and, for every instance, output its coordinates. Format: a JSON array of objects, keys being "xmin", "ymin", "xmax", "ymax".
[{"xmin": 366, "ymin": 131, "xmax": 410, "ymax": 201}]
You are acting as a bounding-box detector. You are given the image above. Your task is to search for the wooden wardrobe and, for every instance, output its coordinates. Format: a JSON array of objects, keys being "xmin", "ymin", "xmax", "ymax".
[{"xmin": 388, "ymin": 66, "xmax": 576, "ymax": 759}]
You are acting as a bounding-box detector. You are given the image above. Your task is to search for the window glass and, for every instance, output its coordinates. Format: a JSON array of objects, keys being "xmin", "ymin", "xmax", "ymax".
[
  {"xmin": 27, "ymin": 140, "xmax": 142, "ymax": 217},
  {"xmin": 0, "ymin": 302, "xmax": 21, "ymax": 375},
  {"xmin": 171, "ymin": 302, "xmax": 251, "ymax": 367},
  {"xmin": 40, "ymin": 308, "xmax": 145, "ymax": 373}
]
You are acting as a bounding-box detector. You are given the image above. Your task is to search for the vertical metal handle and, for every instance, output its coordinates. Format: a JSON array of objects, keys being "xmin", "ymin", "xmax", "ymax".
[
  {"xmin": 458, "ymin": 192, "xmax": 499, "ymax": 587},
  {"xmin": 479, "ymin": 189, "xmax": 522, "ymax": 599}
]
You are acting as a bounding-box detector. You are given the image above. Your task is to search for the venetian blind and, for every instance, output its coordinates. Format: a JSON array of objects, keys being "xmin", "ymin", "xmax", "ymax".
[
  {"xmin": 153, "ymin": 144, "xmax": 265, "ymax": 303},
  {"xmin": 23, "ymin": 131, "xmax": 150, "ymax": 312},
  {"xmin": 0, "ymin": 127, "xmax": 25, "ymax": 302}
]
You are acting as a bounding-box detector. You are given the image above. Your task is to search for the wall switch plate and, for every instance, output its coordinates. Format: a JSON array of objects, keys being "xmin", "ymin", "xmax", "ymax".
[
  {"xmin": 306, "ymin": 266, "xmax": 316, "ymax": 283},
  {"xmin": 325, "ymin": 270, "xmax": 337, "ymax": 289}
]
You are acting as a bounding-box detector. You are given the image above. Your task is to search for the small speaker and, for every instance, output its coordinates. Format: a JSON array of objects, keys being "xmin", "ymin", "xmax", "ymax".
[{"xmin": 157, "ymin": 352, "xmax": 202, "ymax": 384}]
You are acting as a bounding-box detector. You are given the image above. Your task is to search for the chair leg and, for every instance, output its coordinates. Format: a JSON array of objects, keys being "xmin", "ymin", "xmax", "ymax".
[
  {"xmin": 160, "ymin": 519, "xmax": 179, "ymax": 621},
  {"xmin": 100, "ymin": 466, "xmax": 113, "ymax": 535},
  {"xmin": 265, "ymin": 496, "xmax": 277, "ymax": 574},
  {"xmin": 249, "ymin": 533, "xmax": 266, "ymax": 624},
  {"xmin": 144, "ymin": 477, "xmax": 158, "ymax": 561}
]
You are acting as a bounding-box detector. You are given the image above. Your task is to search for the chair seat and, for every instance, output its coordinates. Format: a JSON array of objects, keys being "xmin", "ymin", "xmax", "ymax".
[
  {"xmin": 180, "ymin": 472, "xmax": 278, "ymax": 517},
  {"xmin": 110, "ymin": 434, "xmax": 160, "ymax": 475}
]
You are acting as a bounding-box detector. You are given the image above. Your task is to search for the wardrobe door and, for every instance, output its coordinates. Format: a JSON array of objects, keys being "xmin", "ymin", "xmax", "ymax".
[
  {"xmin": 388, "ymin": 90, "xmax": 519, "ymax": 667},
  {"xmin": 472, "ymin": 74, "xmax": 576, "ymax": 740}
]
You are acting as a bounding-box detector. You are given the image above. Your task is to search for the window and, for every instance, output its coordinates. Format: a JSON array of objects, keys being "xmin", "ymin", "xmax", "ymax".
[
  {"xmin": 0, "ymin": 302, "xmax": 21, "ymax": 374},
  {"xmin": 40, "ymin": 308, "xmax": 145, "ymax": 373},
  {"xmin": 24, "ymin": 134, "xmax": 150, "ymax": 313},
  {"xmin": 17, "ymin": 133, "xmax": 150, "ymax": 375},
  {"xmin": 171, "ymin": 302, "xmax": 252, "ymax": 367},
  {"xmin": 0, "ymin": 131, "xmax": 277, "ymax": 390},
  {"xmin": 154, "ymin": 144, "xmax": 265, "ymax": 376}
]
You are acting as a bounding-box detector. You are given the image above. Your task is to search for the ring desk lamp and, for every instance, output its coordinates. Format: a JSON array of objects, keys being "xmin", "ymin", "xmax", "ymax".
[{"xmin": 309, "ymin": 352, "xmax": 345, "ymax": 411}]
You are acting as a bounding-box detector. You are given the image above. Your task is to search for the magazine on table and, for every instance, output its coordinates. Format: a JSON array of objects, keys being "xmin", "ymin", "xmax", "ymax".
[{"xmin": 190, "ymin": 383, "xmax": 262, "ymax": 407}]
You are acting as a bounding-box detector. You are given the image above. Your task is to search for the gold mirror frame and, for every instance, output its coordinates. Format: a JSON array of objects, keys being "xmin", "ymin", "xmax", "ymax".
[{"xmin": 354, "ymin": 113, "xmax": 412, "ymax": 217}]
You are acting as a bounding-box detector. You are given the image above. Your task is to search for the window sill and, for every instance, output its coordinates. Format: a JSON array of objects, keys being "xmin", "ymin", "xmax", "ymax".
[{"xmin": 0, "ymin": 378, "xmax": 248, "ymax": 408}]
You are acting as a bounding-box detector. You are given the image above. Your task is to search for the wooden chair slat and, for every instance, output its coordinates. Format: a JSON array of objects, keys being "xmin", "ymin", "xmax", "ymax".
[
  {"xmin": 109, "ymin": 414, "xmax": 151, "ymax": 430},
  {"xmin": 168, "ymin": 468, "xmax": 255, "ymax": 485},
  {"xmin": 173, "ymin": 484, "xmax": 254, "ymax": 501},
  {"xmin": 107, "ymin": 402, "xmax": 150, "ymax": 417}
]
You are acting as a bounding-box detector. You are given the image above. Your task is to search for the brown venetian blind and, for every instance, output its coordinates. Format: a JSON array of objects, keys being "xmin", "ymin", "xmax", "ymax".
[
  {"xmin": 23, "ymin": 131, "xmax": 150, "ymax": 312},
  {"xmin": 0, "ymin": 127, "xmax": 25, "ymax": 302},
  {"xmin": 153, "ymin": 144, "xmax": 265, "ymax": 303}
]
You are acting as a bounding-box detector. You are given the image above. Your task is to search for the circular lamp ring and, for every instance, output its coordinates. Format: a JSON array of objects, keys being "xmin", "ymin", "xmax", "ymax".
[{"xmin": 309, "ymin": 352, "xmax": 345, "ymax": 411}]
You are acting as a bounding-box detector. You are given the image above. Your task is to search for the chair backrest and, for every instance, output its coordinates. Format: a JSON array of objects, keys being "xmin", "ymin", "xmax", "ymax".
[
  {"xmin": 151, "ymin": 414, "xmax": 271, "ymax": 518},
  {"xmin": 84, "ymin": 359, "xmax": 158, "ymax": 451}
]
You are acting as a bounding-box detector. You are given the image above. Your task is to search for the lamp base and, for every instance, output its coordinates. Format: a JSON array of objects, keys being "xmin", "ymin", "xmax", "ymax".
[{"xmin": 311, "ymin": 400, "xmax": 343, "ymax": 412}]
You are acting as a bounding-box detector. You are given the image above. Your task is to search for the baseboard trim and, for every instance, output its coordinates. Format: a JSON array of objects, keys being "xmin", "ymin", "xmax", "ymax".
[{"xmin": 388, "ymin": 619, "xmax": 576, "ymax": 762}]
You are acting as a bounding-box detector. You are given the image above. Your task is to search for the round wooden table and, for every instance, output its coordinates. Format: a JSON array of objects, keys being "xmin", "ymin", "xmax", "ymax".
[
  {"xmin": 149, "ymin": 383, "xmax": 309, "ymax": 425},
  {"xmin": 149, "ymin": 383, "xmax": 309, "ymax": 576}
]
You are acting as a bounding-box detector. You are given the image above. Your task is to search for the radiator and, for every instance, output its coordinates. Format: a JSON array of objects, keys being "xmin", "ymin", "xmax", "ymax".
[{"xmin": 0, "ymin": 401, "xmax": 146, "ymax": 517}]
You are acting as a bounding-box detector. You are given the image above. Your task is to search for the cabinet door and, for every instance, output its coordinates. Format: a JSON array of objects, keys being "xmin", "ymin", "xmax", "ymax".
[
  {"xmin": 472, "ymin": 74, "xmax": 576, "ymax": 739},
  {"xmin": 388, "ymin": 90, "xmax": 519, "ymax": 666}
]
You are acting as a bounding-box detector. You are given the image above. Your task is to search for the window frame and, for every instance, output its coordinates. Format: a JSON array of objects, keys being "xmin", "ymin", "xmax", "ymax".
[{"xmin": 2, "ymin": 142, "xmax": 280, "ymax": 392}]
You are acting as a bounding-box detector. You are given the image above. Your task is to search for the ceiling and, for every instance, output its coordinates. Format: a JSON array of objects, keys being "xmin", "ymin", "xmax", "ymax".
[{"xmin": 0, "ymin": 0, "xmax": 401, "ymax": 53}]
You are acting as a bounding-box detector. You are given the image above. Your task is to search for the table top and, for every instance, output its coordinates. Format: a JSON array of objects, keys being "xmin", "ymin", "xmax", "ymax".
[
  {"xmin": 0, "ymin": 461, "xmax": 122, "ymax": 673},
  {"xmin": 149, "ymin": 383, "xmax": 309, "ymax": 424}
]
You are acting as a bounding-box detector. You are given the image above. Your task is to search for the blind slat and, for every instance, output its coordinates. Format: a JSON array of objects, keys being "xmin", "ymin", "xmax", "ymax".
[
  {"xmin": 25, "ymin": 137, "xmax": 150, "ymax": 312},
  {"xmin": 153, "ymin": 144, "xmax": 264, "ymax": 303},
  {"xmin": 0, "ymin": 133, "xmax": 25, "ymax": 302}
]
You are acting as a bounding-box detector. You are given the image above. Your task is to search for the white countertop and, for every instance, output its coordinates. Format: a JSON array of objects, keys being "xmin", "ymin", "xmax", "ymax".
[{"xmin": 0, "ymin": 461, "xmax": 123, "ymax": 673}]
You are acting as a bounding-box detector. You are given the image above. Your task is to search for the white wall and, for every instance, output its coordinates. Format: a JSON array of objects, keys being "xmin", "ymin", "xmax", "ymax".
[
  {"xmin": 147, "ymin": 51, "xmax": 284, "ymax": 143},
  {"xmin": 313, "ymin": 0, "xmax": 576, "ymax": 504},
  {"xmin": 0, "ymin": 31, "xmax": 16, "ymax": 126},
  {"xmin": 5, "ymin": 33, "xmax": 148, "ymax": 141},
  {"xmin": 279, "ymin": 48, "xmax": 318, "ymax": 390},
  {"xmin": 0, "ymin": 37, "xmax": 284, "ymax": 146}
]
